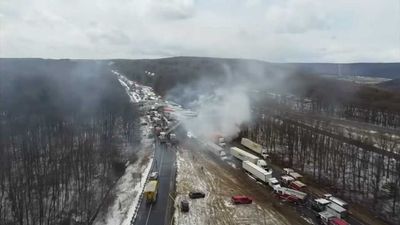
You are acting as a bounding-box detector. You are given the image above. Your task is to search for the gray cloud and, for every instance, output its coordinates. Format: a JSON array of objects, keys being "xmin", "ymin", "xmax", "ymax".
[{"xmin": 0, "ymin": 0, "xmax": 399, "ymax": 62}]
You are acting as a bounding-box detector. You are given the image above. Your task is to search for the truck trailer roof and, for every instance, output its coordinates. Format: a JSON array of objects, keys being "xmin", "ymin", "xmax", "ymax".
[
  {"xmin": 243, "ymin": 161, "xmax": 272, "ymax": 176},
  {"xmin": 291, "ymin": 180, "xmax": 306, "ymax": 188},
  {"xmin": 144, "ymin": 180, "xmax": 158, "ymax": 192},
  {"xmin": 289, "ymin": 172, "xmax": 303, "ymax": 179},
  {"xmin": 283, "ymin": 168, "xmax": 294, "ymax": 174},
  {"xmin": 276, "ymin": 187, "xmax": 307, "ymax": 200},
  {"xmin": 315, "ymin": 198, "xmax": 331, "ymax": 205},
  {"xmin": 329, "ymin": 196, "xmax": 348, "ymax": 208},
  {"xmin": 281, "ymin": 175, "xmax": 295, "ymax": 182},
  {"xmin": 319, "ymin": 211, "xmax": 335, "ymax": 220},
  {"xmin": 241, "ymin": 138, "xmax": 262, "ymax": 152},
  {"xmin": 327, "ymin": 203, "xmax": 347, "ymax": 213},
  {"xmin": 231, "ymin": 147, "xmax": 259, "ymax": 160}
]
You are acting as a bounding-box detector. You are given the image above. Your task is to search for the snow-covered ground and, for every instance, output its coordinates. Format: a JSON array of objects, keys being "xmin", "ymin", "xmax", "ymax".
[
  {"xmin": 93, "ymin": 71, "xmax": 160, "ymax": 225},
  {"xmin": 94, "ymin": 156, "xmax": 153, "ymax": 225},
  {"xmin": 113, "ymin": 70, "xmax": 159, "ymax": 103},
  {"xmin": 93, "ymin": 119, "xmax": 154, "ymax": 225},
  {"xmin": 173, "ymin": 147, "xmax": 300, "ymax": 225}
]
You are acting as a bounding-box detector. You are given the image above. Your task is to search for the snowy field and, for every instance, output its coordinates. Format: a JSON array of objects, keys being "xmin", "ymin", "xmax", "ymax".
[{"xmin": 173, "ymin": 146, "xmax": 305, "ymax": 225}]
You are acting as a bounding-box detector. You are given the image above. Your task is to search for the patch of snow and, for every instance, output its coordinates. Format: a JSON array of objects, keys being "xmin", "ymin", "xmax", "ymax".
[{"xmin": 94, "ymin": 156, "xmax": 153, "ymax": 225}]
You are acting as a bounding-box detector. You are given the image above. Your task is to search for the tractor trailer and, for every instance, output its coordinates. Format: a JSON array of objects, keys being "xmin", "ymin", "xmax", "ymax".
[
  {"xmin": 242, "ymin": 161, "xmax": 272, "ymax": 183},
  {"xmin": 240, "ymin": 138, "xmax": 268, "ymax": 158},
  {"xmin": 144, "ymin": 180, "xmax": 158, "ymax": 203},
  {"xmin": 274, "ymin": 187, "xmax": 307, "ymax": 202},
  {"xmin": 231, "ymin": 147, "xmax": 268, "ymax": 169},
  {"xmin": 326, "ymin": 203, "xmax": 347, "ymax": 219}
]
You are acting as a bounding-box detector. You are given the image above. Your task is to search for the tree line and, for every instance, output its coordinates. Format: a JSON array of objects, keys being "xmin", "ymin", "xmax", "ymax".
[
  {"xmin": 241, "ymin": 104, "xmax": 400, "ymax": 224},
  {"xmin": 0, "ymin": 60, "xmax": 139, "ymax": 225}
]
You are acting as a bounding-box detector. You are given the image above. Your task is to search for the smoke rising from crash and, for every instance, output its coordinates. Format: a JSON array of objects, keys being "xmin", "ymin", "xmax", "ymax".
[
  {"xmin": 165, "ymin": 62, "xmax": 290, "ymax": 141},
  {"xmin": 181, "ymin": 83, "xmax": 251, "ymax": 140}
]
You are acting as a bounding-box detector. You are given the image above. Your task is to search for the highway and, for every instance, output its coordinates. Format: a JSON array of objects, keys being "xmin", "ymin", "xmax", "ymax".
[
  {"xmin": 228, "ymin": 142, "xmax": 369, "ymax": 225},
  {"xmin": 133, "ymin": 141, "xmax": 176, "ymax": 225}
]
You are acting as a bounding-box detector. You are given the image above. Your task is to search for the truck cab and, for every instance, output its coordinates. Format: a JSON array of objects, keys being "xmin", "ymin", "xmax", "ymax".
[
  {"xmin": 289, "ymin": 180, "xmax": 307, "ymax": 190},
  {"xmin": 256, "ymin": 159, "xmax": 268, "ymax": 170},
  {"xmin": 261, "ymin": 149, "xmax": 269, "ymax": 159},
  {"xmin": 311, "ymin": 198, "xmax": 331, "ymax": 213},
  {"xmin": 319, "ymin": 211, "xmax": 335, "ymax": 225},
  {"xmin": 283, "ymin": 168, "xmax": 294, "ymax": 175},
  {"xmin": 281, "ymin": 175, "xmax": 295, "ymax": 186},
  {"xmin": 169, "ymin": 133, "xmax": 178, "ymax": 144},
  {"xmin": 268, "ymin": 177, "xmax": 280, "ymax": 189}
]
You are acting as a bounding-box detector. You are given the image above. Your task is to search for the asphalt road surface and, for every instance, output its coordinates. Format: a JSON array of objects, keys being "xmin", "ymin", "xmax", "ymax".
[{"xmin": 134, "ymin": 141, "xmax": 176, "ymax": 225}]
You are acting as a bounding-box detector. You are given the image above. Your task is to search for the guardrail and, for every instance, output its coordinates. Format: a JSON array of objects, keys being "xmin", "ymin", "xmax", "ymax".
[{"xmin": 130, "ymin": 151, "xmax": 156, "ymax": 225}]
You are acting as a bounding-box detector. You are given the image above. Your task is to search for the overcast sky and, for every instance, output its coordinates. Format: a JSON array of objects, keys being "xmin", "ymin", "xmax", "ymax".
[{"xmin": 1, "ymin": 0, "xmax": 399, "ymax": 62}]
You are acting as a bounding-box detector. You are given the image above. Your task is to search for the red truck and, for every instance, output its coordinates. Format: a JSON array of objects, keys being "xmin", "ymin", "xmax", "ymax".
[{"xmin": 329, "ymin": 218, "xmax": 349, "ymax": 225}]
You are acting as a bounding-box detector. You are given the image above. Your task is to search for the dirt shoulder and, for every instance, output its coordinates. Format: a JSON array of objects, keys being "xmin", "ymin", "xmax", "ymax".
[{"xmin": 174, "ymin": 142, "xmax": 311, "ymax": 225}]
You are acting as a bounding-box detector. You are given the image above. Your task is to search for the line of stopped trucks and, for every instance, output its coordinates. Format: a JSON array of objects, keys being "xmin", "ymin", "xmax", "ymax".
[
  {"xmin": 142, "ymin": 104, "xmax": 351, "ymax": 225},
  {"xmin": 233, "ymin": 138, "xmax": 351, "ymax": 225}
]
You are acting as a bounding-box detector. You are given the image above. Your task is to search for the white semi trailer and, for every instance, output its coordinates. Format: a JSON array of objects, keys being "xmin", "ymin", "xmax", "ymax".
[
  {"xmin": 241, "ymin": 138, "xmax": 268, "ymax": 158},
  {"xmin": 274, "ymin": 187, "xmax": 307, "ymax": 202},
  {"xmin": 326, "ymin": 203, "xmax": 347, "ymax": 219},
  {"xmin": 242, "ymin": 161, "xmax": 272, "ymax": 183},
  {"xmin": 230, "ymin": 147, "xmax": 268, "ymax": 169}
]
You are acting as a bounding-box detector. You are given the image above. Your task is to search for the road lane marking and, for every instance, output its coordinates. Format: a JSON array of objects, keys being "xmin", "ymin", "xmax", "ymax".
[
  {"xmin": 159, "ymin": 144, "xmax": 165, "ymax": 174},
  {"xmin": 144, "ymin": 204, "xmax": 153, "ymax": 225},
  {"xmin": 163, "ymin": 151, "xmax": 176, "ymax": 225},
  {"xmin": 143, "ymin": 143, "xmax": 166, "ymax": 225}
]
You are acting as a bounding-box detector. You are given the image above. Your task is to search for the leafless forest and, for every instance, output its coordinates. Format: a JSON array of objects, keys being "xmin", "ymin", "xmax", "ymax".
[
  {"xmin": 1, "ymin": 58, "xmax": 399, "ymax": 225},
  {"xmin": 0, "ymin": 60, "xmax": 139, "ymax": 225},
  {"xmin": 242, "ymin": 88, "xmax": 400, "ymax": 224}
]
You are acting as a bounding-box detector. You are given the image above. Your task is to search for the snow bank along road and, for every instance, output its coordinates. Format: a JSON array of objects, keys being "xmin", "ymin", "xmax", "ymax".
[{"xmin": 134, "ymin": 140, "xmax": 176, "ymax": 225}]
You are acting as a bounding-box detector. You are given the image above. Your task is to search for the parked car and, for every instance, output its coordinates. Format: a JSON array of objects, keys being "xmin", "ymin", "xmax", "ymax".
[
  {"xmin": 189, "ymin": 191, "xmax": 206, "ymax": 199},
  {"xmin": 149, "ymin": 172, "xmax": 158, "ymax": 180},
  {"xmin": 231, "ymin": 195, "xmax": 252, "ymax": 204},
  {"xmin": 180, "ymin": 200, "xmax": 189, "ymax": 212}
]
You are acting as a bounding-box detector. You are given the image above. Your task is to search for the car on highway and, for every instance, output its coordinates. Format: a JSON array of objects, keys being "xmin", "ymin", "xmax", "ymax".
[
  {"xmin": 189, "ymin": 191, "xmax": 206, "ymax": 199},
  {"xmin": 149, "ymin": 172, "xmax": 159, "ymax": 180},
  {"xmin": 180, "ymin": 200, "xmax": 189, "ymax": 212},
  {"xmin": 231, "ymin": 195, "xmax": 252, "ymax": 204}
]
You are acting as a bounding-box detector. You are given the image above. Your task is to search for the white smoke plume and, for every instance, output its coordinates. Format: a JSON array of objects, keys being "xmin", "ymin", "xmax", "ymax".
[
  {"xmin": 165, "ymin": 60, "xmax": 294, "ymax": 141},
  {"xmin": 181, "ymin": 83, "xmax": 251, "ymax": 140},
  {"xmin": 165, "ymin": 61, "xmax": 291, "ymax": 141}
]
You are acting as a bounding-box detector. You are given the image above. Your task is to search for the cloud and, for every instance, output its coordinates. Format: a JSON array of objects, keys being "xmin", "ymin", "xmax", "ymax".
[
  {"xmin": 264, "ymin": 0, "xmax": 330, "ymax": 33},
  {"xmin": 0, "ymin": 0, "xmax": 399, "ymax": 62}
]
